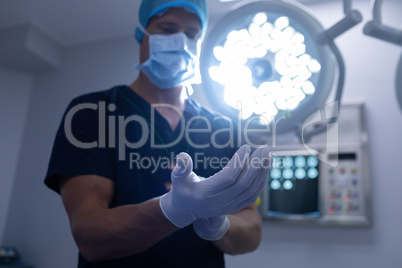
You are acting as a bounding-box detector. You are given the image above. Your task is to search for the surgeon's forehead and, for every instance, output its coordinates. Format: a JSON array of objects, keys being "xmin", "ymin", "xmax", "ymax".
[{"xmin": 148, "ymin": 7, "xmax": 202, "ymax": 31}]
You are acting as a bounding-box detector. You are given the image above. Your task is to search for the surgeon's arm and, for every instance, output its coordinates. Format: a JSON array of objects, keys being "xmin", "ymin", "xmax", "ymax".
[
  {"xmin": 61, "ymin": 145, "xmax": 268, "ymax": 261},
  {"xmin": 60, "ymin": 174, "xmax": 179, "ymax": 262},
  {"xmin": 212, "ymin": 204, "xmax": 262, "ymax": 255}
]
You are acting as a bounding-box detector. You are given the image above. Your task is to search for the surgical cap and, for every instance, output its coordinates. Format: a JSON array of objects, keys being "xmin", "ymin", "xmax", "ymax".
[{"xmin": 135, "ymin": 0, "xmax": 208, "ymax": 43}]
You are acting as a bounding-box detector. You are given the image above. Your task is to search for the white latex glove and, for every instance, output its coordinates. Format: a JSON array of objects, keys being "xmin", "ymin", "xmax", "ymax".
[
  {"xmin": 193, "ymin": 175, "xmax": 230, "ymax": 241},
  {"xmin": 193, "ymin": 216, "xmax": 230, "ymax": 241},
  {"xmin": 159, "ymin": 144, "xmax": 270, "ymax": 228}
]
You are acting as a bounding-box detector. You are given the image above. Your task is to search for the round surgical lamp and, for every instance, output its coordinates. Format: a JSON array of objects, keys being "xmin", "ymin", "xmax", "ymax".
[
  {"xmin": 397, "ymin": 53, "xmax": 402, "ymax": 113},
  {"xmin": 200, "ymin": 0, "xmax": 362, "ymax": 142}
]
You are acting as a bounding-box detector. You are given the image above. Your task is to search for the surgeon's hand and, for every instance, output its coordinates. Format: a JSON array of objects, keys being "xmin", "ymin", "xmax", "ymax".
[
  {"xmin": 159, "ymin": 144, "xmax": 270, "ymax": 228},
  {"xmin": 193, "ymin": 175, "xmax": 230, "ymax": 241}
]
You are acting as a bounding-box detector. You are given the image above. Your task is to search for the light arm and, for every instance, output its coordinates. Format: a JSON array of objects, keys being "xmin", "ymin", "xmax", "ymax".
[
  {"xmin": 60, "ymin": 175, "xmax": 179, "ymax": 262},
  {"xmin": 211, "ymin": 204, "xmax": 262, "ymax": 255}
]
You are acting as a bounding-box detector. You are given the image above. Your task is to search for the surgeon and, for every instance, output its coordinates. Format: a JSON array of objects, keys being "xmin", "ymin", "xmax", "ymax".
[{"xmin": 44, "ymin": 0, "xmax": 270, "ymax": 267}]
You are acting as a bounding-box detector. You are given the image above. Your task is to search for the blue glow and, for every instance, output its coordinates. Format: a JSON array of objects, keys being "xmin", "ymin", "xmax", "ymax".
[
  {"xmin": 282, "ymin": 168, "xmax": 294, "ymax": 179},
  {"xmin": 284, "ymin": 156, "xmax": 293, "ymax": 168},
  {"xmin": 272, "ymin": 157, "xmax": 282, "ymax": 168},
  {"xmin": 307, "ymin": 155, "xmax": 318, "ymax": 167},
  {"xmin": 270, "ymin": 168, "xmax": 281, "ymax": 179},
  {"xmin": 307, "ymin": 168, "xmax": 318, "ymax": 179},
  {"xmin": 294, "ymin": 156, "xmax": 306, "ymax": 167},
  {"xmin": 268, "ymin": 211, "xmax": 320, "ymax": 217},
  {"xmin": 283, "ymin": 180, "xmax": 293, "ymax": 190},
  {"xmin": 270, "ymin": 179, "xmax": 281, "ymax": 190},
  {"xmin": 295, "ymin": 168, "xmax": 306, "ymax": 179}
]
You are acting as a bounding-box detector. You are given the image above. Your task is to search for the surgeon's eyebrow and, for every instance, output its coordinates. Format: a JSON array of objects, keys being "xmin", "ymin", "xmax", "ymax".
[{"xmin": 157, "ymin": 22, "xmax": 201, "ymax": 39}]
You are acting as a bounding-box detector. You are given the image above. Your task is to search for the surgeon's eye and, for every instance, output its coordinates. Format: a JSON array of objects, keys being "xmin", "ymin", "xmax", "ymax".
[
  {"xmin": 162, "ymin": 27, "xmax": 178, "ymax": 34},
  {"xmin": 185, "ymin": 31, "xmax": 200, "ymax": 40}
]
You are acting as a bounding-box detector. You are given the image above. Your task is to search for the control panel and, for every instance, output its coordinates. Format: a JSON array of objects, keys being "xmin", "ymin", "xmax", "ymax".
[
  {"xmin": 0, "ymin": 247, "xmax": 19, "ymax": 263},
  {"xmin": 320, "ymin": 149, "xmax": 369, "ymax": 224},
  {"xmin": 258, "ymin": 103, "xmax": 371, "ymax": 226}
]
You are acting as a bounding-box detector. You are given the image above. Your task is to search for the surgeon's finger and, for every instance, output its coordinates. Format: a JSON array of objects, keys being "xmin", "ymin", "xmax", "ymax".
[
  {"xmin": 206, "ymin": 145, "xmax": 251, "ymax": 193},
  {"xmin": 216, "ymin": 145, "xmax": 269, "ymax": 196},
  {"xmin": 231, "ymin": 169, "xmax": 268, "ymax": 213},
  {"xmin": 171, "ymin": 152, "xmax": 193, "ymax": 180}
]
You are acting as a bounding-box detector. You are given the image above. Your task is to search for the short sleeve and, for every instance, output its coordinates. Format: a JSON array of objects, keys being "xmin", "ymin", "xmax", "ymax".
[{"xmin": 44, "ymin": 97, "xmax": 115, "ymax": 194}]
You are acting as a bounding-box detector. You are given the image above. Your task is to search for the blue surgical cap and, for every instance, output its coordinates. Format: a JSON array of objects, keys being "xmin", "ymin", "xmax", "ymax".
[{"xmin": 135, "ymin": 0, "xmax": 208, "ymax": 43}]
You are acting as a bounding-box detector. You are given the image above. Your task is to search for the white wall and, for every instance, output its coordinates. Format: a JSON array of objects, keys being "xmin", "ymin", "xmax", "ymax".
[
  {"xmin": 2, "ymin": 0, "xmax": 402, "ymax": 267},
  {"xmin": 0, "ymin": 66, "xmax": 33, "ymax": 243},
  {"xmin": 2, "ymin": 35, "xmax": 138, "ymax": 267}
]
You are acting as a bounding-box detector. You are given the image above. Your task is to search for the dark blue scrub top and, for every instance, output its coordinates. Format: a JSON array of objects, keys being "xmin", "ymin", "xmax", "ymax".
[{"xmin": 45, "ymin": 85, "xmax": 238, "ymax": 267}]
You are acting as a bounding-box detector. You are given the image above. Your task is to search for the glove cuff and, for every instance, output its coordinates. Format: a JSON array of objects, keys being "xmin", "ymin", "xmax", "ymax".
[{"xmin": 193, "ymin": 216, "xmax": 230, "ymax": 241}]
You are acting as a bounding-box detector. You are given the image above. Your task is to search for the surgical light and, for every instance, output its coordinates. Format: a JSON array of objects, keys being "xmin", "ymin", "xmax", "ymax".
[
  {"xmin": 200, "ymin": 0, "xmax": 362, "ymax": 141},
  {"xmin": 363, "ymin": 0, "xmax": 402, "ymax": 114},
  {"xmin": 397, "ymin": 54, "xmax": 402, "ymax": 114},
  {"xmin": 363, "ymin": 0, "xmax": 402, "ymax": 46}
]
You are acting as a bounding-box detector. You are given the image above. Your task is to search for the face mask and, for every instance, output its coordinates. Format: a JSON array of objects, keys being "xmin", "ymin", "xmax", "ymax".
[{"xmin": 137, "ymin": 26, "xmax": 200, "ymax": 89}]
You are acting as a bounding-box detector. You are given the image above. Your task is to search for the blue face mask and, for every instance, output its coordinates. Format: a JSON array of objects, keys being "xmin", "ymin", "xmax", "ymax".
[{"xmin": 138, "ymin": 26, "xmax": 200, "ymax": 89}]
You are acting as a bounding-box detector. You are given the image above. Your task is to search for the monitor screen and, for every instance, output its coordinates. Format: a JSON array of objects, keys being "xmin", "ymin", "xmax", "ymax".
[{"xmin": 268, "ymin": 154, "xmax": 319, "ymax": 217}]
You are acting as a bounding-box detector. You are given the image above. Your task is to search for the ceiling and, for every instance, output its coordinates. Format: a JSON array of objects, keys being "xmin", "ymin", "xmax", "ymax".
[{"xmin": 0, "ymin": 0, "xmax": 333, "ymax": 45}]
